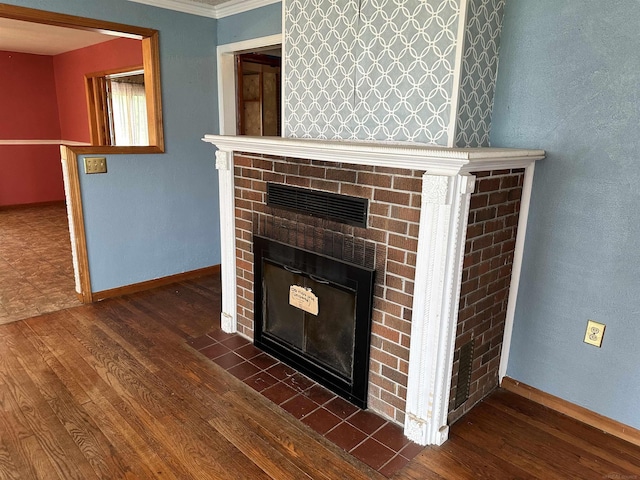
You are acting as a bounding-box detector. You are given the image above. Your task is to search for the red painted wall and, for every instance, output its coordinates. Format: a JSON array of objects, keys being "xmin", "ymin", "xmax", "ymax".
[
  {"xmin": 0, "ymin": 145, "xmax": 65, "ymax": 206},
  {"xmin": 53, "ymin": 37, "xmax": 143, "ymax": 142},
  {"xmin": 0, "ymin": 50, "xmax": 63, "ymax": 206},
  {"xmin": 0, "ymin": 39, "xmax": 142, "ymax": 207},
  {"xmin": 0, "ymin": 50, "xmax": 61, "ymax": 140}
]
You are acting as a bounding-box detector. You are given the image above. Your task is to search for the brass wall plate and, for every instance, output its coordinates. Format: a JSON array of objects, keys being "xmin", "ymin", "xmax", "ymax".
[
  {"xmin": 84, "ymin": 157, "xmax": 107, "ymax": 174},
  {"xmin": 584, "ymin": 320, "xmax": 606, "ymax": 348}
]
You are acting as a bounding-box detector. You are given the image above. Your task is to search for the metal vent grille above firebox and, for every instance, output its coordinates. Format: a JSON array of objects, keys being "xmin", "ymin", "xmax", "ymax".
[{"xmin": 267, "ymin": 183, "xmax": 368, "ymax": 228}]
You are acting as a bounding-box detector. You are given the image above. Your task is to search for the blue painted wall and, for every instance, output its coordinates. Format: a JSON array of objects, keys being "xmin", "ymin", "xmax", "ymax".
[
  {"xmin": 217, "ymin": 2, "xmax": 282, "ymax": 45},
  {"xmin": 491, "ymin": 0, "xmax": 640, "ymax": 428},
  {"xmin": 6, "ymin": 0, "xmax": 221, "ymax": 292}
]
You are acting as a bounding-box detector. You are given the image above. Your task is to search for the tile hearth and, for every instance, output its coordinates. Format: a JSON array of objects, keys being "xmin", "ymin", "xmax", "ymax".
[{"xmin": 187, "ymin": 327, "xmax": 423, "ymax": 477}]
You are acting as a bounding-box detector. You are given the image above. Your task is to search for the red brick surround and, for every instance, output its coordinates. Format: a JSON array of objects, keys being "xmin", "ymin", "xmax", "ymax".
[
  {"xmin": 234, "ymin": 153, "xmax": 422, "ymax": 423},
  {"xmin": 233, "ymin": 153, "xmax": 524, "ymax": 426},
  {"xmin": 448, "ymin": 169, "xmax": 525, "ymax": 422}
]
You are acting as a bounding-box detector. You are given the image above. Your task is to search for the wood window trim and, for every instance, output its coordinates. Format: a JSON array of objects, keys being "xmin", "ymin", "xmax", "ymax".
[
  {"xmin": 86, "ymin": 74, "xmax": 113, "ymax": 146},
  {"xmin": 0, "ymin": 3, "xmax": 165, "ymax": 154},
  {"xmin": 86, "ymin": 65, "xmax": 145, "ymax": 147}
]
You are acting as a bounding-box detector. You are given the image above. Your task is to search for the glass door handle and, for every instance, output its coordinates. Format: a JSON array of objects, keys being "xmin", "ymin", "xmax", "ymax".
[
  {"xmin": 283, "ymin": 265, "xmax": 302, "ymax": 274},
  {"xmin": 309, "ymin": 274, "xmax": 330, "ymax": 284}
]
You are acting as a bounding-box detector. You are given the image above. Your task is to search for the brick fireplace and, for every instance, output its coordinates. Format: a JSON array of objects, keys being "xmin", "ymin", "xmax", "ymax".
[
  {"xmin": 235, "ymin": 154, "xmax": 423, "ymax": 420},
  {"xmin": 203, "ymin": 136, "xmax": 543, "ymax": 445}
]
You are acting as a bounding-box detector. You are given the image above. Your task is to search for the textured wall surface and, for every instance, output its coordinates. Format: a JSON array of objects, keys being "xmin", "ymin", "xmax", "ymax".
[
  {"xmin": 283, "ymin": 0, "xmax": 507, "ymax": 147},
  {"xmin": 0, "ymin": 50, "xmax": 60, "ymax": 140},
  {"xmin": 491, "ymin": 0, "xmax": 640, "ymax": 429},
  {"xmin": 0, "ymin": 145, "xmax": 64, "ymax": 206}
]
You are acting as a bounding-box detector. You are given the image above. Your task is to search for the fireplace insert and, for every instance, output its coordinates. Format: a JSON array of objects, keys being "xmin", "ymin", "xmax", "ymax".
[{"xmin": 254, "ymin": 235, "xmax": 375, "ymax": 408}]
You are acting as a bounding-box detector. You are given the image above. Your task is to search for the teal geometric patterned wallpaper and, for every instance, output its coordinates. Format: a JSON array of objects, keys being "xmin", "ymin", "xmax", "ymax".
[
  {"xmin": 283, "ymin": 0, "xmax": 505, "ymax": 147},
  {"xmin": 284, "ymin": 0, "xmax": 463, "ymax": 145},
  {"xmin": 455, "ymin": 0, "xmax": 506, "ymax": 147}
]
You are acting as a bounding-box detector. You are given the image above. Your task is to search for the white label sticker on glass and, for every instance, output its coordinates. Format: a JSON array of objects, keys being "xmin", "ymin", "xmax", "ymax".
[{"xmin": 289, "ymin": 285, "xmax": 319, "ymax": 316}]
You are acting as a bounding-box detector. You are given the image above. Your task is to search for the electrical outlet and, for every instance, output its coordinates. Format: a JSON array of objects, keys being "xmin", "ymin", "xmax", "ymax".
[
  {"xmin": 583, "ymin": 320, "xmax": 605, "ymax": 348},
  {"xmin": 84, "ymin": 157, "xmax": 107, "ymax": 174}
]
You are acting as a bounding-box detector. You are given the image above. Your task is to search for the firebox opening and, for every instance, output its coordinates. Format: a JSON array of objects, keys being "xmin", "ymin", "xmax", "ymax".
[{"xmin": 254, "ymin": 235, "xmax": 375, "ymax": 408}]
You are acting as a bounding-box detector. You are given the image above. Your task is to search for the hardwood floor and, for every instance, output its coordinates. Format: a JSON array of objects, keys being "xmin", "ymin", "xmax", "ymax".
[
  {"xmin": 0, "ymin": 274, "xmax": 639, "ymax": 479},
  {"xmin": 0, "ymin": 203, "xmax": 80, "ymax": 325}
]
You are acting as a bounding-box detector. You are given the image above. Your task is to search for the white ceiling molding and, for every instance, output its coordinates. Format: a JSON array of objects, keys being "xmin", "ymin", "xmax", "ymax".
[
  {"xmin": 214, "ymin": 0, "xmax": 280, "ymax": 18},
  {"xmin": 127, "ymin": 0, "xmax": 280, "ymax": 19},
  {"xmin": 127, "ymin": 0, "xmax": 218, "ymax": 18}
]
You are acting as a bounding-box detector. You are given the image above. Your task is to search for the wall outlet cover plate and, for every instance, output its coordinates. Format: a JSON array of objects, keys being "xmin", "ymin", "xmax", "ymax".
[
  {"xmin": 84, "ymin": 157, "xmax": 107, "ymax": 174},
  {"xmin": 584, "ymin": 320, "xmax": 606, "ymax": 348}
]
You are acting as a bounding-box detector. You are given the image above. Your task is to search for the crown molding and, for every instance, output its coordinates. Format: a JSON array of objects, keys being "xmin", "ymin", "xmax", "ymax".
[
  {"xmin": 127, "ymin": 0, "xmax": 217, "ymax": 18},
  {"xmin": 127, "ymin": 0, "xmax": 280, "ymax": 19},
  {"xmin": 215, "ymin": 0, "xmax": 280, "ymax": 18}
]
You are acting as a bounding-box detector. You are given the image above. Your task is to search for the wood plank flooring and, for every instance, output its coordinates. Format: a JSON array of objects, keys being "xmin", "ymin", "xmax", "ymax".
[{"xmin": 0, "ymin": 274, "xmax": 639, "ymax": 479}]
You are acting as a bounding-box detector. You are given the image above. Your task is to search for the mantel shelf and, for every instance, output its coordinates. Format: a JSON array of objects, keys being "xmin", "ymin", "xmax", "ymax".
[{"xmin": 202, "ymin": 135, "xmax": 545, "ymax": 175}]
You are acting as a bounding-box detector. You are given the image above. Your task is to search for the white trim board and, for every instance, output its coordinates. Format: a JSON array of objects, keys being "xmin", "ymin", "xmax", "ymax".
[
  {"xmin": 202, "ymin": 135, "xmax": 544, "ymax": 174},
  {"xmin": 0, "ymin": 140, "xmax": 91, "ymax": 146},
  {"xmin": 126, "ymin": 0, "xmax": 280, "ymax": 19},
  {"xmin": 447, "ymin": 0, "xmax": 469, "ymax": 147},
  {"xmin": 499, "ymin": 162, "xmax": 537, "ymax": 380},
  {"xmin": 216, "ymin": 0, "xmax": 280, "ymax": 18}
]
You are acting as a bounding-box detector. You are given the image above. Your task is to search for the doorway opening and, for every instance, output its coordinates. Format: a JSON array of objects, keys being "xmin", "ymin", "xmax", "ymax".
[
  {"xmin": 216, "ymin": 34, "xmax": 283, "ymax": 136},
  {"xmin": 236, "ymin": 53, "xmax": 281, "ymax": 136},
  {"xmin": 1, "ymin": 4, "xmax": 165, "ymax": 306}
]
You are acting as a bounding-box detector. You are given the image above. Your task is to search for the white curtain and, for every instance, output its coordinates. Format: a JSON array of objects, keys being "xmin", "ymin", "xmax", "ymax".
[{"xmin": 110, "ymin": 80, "xmax": 149, "ymax": 146}]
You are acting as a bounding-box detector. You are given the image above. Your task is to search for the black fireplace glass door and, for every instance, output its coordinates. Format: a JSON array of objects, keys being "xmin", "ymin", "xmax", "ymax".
[
  {"xmin": 263, "ymin": 262, "xmax": 305, "ymax": 348},
  {"xmin": 254, "ymin": 235, "xmax": 375, "ymax": 408},
  {"xmin": 304, "ymin": 278, "xmax": 355, "ymax": 379},
  {"xmin": 263, "ymin": 261, "xmax": 357, "ymax": 380}
]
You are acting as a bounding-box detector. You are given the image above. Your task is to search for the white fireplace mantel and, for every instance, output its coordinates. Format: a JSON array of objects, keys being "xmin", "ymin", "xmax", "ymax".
[
  {"xmin": 202, "ymin": 134, "xmax": 544, "ymax": 446},
  {"xmin": 203, "ymin": 135, "xmax": 544, "ymax": 175}
]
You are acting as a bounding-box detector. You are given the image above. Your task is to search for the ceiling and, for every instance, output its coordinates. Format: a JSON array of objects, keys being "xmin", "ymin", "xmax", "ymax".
[
  {"xmin": 0, "ymin": 17, "xmax": 119, "ymax": 56},
  {"xmin": 0, "ymin": 0, "xmax": 277, "ymax": 56}
]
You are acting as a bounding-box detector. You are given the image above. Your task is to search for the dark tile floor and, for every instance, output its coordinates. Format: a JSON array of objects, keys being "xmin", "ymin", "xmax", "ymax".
[
  {"xmin": 0, "ymin": 203, "xmax": 80, "ymax": 325},
  {"xmin": 188, "ymin": 326, "xmax": 423, "ymax": 477}
]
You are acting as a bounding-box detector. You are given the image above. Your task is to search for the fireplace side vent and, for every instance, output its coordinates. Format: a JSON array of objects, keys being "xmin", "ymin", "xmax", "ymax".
[
  {"xmin": 267, "ymin": 183, "xmax": 368, "ymax": 228},
  {"xmin": 454, "ymin": 339, "xmax": 474, "ymax": 409}
]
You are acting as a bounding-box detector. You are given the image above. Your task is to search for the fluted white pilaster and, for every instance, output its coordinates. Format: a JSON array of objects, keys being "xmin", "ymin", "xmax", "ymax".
[
  {"xmin": 404, "ymin": 173, "xmax": 475, "ymax": 445},
  {"xmin": 215, "ymin": 149, "xmax": 237, "ymax": 333}
]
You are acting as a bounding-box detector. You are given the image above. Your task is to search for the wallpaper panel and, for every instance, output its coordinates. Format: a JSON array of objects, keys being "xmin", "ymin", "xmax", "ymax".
[
  {"xmin": 284, "ymin": 0, "xmax": 462, "ymax": 145},
  {"xmin": 454, "ymin": 0, "xmax": 505, "ymax": 147}
]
